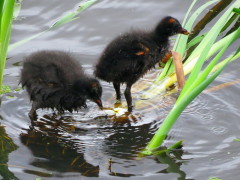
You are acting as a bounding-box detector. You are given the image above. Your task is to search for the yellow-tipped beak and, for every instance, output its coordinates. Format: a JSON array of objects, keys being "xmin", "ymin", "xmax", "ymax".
[{"xmin": 179, "ymin": 28, "xmax": 189, "ymax": 35}]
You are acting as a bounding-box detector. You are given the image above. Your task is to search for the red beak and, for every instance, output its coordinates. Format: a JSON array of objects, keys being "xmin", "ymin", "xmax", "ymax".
[
  {"xmin": 178, "ymin": 28, "xmax": 189, "ymax": 35},
  {"xmin": 95, "ymin": 99, "xmax": 103, "ymax": 109}
]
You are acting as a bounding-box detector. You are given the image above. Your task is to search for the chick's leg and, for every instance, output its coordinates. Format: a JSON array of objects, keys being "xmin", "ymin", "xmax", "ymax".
[
  {"xmin": 113, "ymin": 82, "xmax": 121, "ymax": 103},
  {"xmin": 124, "ymin": 83, "xmax": 133, "ymax": 112}
]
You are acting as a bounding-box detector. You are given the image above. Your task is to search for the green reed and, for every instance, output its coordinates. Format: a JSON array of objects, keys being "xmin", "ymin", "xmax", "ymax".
[
  {"xmin": 0, "ymin": 0, "xmax": 97, "ymax": 94},
  {"xmin": 0, "ymin": 0, "xmax": 15, "ymax": 94},
  {"xmin": 8, "ymin": 0, "xmax": 97, "ymax": 52},
  {"xmin": 142, "ymin": 0, "xmax": 240, "ymax": 155}
]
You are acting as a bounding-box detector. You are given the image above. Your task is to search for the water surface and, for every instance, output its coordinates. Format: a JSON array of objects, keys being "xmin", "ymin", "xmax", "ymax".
[{"xmin": 1, "ymin": 0, "xmax": 240, "ymax": 180}]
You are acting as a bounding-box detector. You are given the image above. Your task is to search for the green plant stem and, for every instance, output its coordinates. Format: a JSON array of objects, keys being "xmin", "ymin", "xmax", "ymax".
[
  {"xmin": 189, "ymin": 0, "xmax": 234, "ymax": 41},
  {"xmin": 13, "ymin": 0, "xmax": 23, "ymax": 19},
  {"xmin": 142, "ymin": 56, "xmax": 230, "ymax": 155},
  {"xmin": 179, "ymin": 1, "xmax": 238, "ymax": 99},
  {"xmin": 156, "ymin": 0, "xmax": 198, "ymax": 81},
  {"xmin": 226, "ymin": 16, "xmax": 240, "ymax": 36},
  {"xmin": 8, "ymin": 0, "xmax": 97, "ymax": 52},
  {"xmin": 141, "ymin": 29, "xmax": 239, "ymax": 99},
  {"xmin": 0, "ymin": 0, "xmax": 4, "ymax": 35},
  {"xmin": 178, "ymin": 28, "xmax": 240, "ymax": 102},
  {"xmin": 233, "ymin": 7, "xmax": 240, "ymax": 14},
  {"xmin": 157, "ymin": 0, "xmax": 219, "ymax": 82},
  {"xmin": 0, "ymin": 0, "xmax": 15, "ymax": 94},
  {"xmin": 142, "ymin": 1, "xmax": 240, "ymax": 155},
  {"xmin": 186, "ymin": 13, "xmax": 238, "ymax": 57},
  {"xmin": 212, "ymin": 50, "xmax": 240, "ymax": 73}
]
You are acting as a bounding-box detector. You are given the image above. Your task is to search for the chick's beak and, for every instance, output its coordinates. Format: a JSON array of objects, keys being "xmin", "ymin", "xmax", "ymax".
[
  {"xmin": 178, "ymin": 28, "xmax": 189, "ymax": 35},
  {"xmin": 95, "ymin": 99, "xmax": 103, "ymax": 109}
]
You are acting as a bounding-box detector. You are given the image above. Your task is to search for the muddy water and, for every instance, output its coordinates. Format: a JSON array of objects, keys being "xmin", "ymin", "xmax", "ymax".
[{"xmin": 1, "ymin": 0, "xmax": 240, "ymax": 180}]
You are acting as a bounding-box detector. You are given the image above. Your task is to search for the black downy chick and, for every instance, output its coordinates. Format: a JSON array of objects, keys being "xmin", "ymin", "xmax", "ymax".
[
  {"xmin": 21, "ymin": 50, "xmax": 103, "ymax": 118},
  {"xmin": 95, "ymin": 16, "xmax": 189, "ymax": 112}
]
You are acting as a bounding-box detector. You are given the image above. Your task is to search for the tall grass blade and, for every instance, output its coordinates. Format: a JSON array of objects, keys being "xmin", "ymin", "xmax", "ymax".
[
  {"xmin": 189, "ymin": 0, "xmax": 234, "ymax": 41},
  {"xmin": 8, "ymin": 31, "xmax": 47, "ymax": 52},
  {"xmin": 155, "ymin": 0, "xmax": 219, "ymax": 82},
  {"xmin": 156, "ymin": 0, "xmax": 198, "ymax": 81},
  {"xmin": 0, "ymin": 0, "xmax": 15, "ymax": 94},
  {"xmin": 175, "ymin": 0, "xmax": 220, "ymax": 56},
  {"xmin": 142, "ymin": 1, "xmax": 240, "ymax": 155},
  {"xmin": 186, "ymin": 33, "xmax": 206, "ymax": 50},
  {"xmin": 233, "ymin": 7, "xmax": 240, "ymax": 14},
  {"xmin": 212, "ymin": 47, "xmax": 240, "ymax": 73},
  {"xmin": 178, "ymin": 28, "xmax": 240, "ymax": 102},
  {"xmin": 141, "ymin": 28, "xmax": 240, "ymax": 100},
  {"xmin": 13, "ymin": 0, "xmax": 23, "ymax": 19},
  {"xmin": 0, "ymin": 0, "xmax": 4, "ymax": 34},
  {"xmin": 143, "ymin": 54, "xmax": 232, "ymax": 155},
  {"xmin": 8, "ymin": 0, "xmax": 97, "ymax": 52},
  {"xmin": 179, "ymin": 1, "xmax": 239, "ymax": 100}
]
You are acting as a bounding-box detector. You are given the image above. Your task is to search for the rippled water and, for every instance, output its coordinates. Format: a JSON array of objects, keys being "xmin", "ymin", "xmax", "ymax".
[{"xmin": 1, "ymin": 0, "xmax": 240, "ymax": 179}]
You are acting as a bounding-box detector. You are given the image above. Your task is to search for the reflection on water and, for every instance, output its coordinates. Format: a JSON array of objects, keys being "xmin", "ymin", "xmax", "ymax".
[
  {"xmin": 0, "ymin": 125, "xmax": 18, "ymax": 180},
  {"xmin": 19, "ymin": 113, "xmax": 192, "ymax": 179},
  {"xmin": 1, "ymin": 0, "xmax": 240, "ymax": 179},
  {"xmin": 156, "ymin": 151, "xmax": 194, "ymax": 180},
  {"xmin": 20, "ymin": 124, "xmax": 100, "ymax": 177}
]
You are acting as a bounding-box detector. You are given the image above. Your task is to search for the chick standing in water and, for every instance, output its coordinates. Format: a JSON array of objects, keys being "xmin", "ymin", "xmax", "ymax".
[
  {"xmin": 21, "ymin": 50, "xmax": 103, "ymax": 118},
  {"xmin": 95, "ymin": 16, "xmax": 189, "ymax": 112}
]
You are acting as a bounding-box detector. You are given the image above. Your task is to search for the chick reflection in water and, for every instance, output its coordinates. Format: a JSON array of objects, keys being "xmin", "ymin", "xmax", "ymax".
[{"xmin": 20, "ymin": 115, "xmax": 99, "ymax": 177}]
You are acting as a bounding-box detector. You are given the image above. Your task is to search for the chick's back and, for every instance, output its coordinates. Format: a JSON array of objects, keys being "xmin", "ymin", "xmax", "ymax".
[{"xmin": 21, "ymin": 51, "xmax": 84, "ymax": 87}]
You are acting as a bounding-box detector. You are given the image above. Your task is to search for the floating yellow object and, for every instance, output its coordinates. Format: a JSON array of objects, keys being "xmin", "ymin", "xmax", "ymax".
[{"xmin": 103, "ymin": 108, "xmax": 128, "ymax": 116}]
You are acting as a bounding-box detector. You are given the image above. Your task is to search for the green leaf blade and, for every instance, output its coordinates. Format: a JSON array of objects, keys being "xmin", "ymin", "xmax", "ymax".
[
  {"xmin": 0, "ymin": 0, "xmax": 15, "ymax": 93},
  {"xmin": 157, "ymin": 0, "xmax": 220, "ymax": 82}
]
